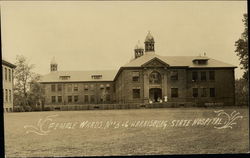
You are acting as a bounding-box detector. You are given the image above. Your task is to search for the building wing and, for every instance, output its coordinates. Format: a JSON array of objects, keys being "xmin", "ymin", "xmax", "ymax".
[{"xmin": 39, "ymin": 70, "xmax": 118, "ymax": 83}]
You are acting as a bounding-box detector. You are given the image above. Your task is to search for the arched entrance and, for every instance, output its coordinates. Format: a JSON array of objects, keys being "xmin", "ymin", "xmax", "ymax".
[{"xmin": 149, "ymin": 88, "xmax": 162, "ymax": 102}]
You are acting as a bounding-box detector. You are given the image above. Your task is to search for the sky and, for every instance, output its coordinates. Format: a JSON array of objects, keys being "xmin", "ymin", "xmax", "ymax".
[{"xmin": 1, "ymin": 1, "xmax": 247, "ymax": 78}]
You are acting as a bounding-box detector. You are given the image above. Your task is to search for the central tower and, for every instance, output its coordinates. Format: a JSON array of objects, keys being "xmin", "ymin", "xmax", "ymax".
[{"xmin": 144, "ymin": 31, "xmax": 155, "ymax": 52}]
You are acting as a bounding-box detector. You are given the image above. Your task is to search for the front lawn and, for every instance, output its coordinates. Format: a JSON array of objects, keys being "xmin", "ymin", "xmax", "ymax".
[{"xmin": 4, "ymin": 107, "xmax": 249, "ymax": 157}]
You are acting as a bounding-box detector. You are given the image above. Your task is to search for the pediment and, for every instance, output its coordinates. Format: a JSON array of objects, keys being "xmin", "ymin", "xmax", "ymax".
[{"xmin": 141, "ymin": 57, "xmax": 169, "ymax": 68}]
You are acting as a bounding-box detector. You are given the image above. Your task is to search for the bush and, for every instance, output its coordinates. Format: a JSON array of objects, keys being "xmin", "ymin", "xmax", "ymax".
[
  {"xmin": 33, "ymin": 107, "xmax": 42, "ymax": 111},
  {"xmin": 44, "ymin": 107, "xmax": 51, "ymax": 111},
  {"xmin": 24, "ymin": 106, "xmax": 32, "ymax": 112}
]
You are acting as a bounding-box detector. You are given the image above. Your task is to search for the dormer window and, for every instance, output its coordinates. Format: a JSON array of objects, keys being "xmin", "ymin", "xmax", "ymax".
[
  {"xmin": 60, "ymin": 76, "xmax": 70, "ymax": 80},
  {"xmin": 91, "ymin": 75, "xmax": 102, "ymax": 79},
  {"xmin": 192, "ymin": 57, "xmax": 209, "ymax": 65}
]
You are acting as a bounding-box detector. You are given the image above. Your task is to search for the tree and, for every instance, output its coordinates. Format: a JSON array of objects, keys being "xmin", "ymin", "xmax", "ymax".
[
  {"xmin": 28, "ymin": 74, "xmax": 45, "ymax": 110},
  {"xmin": 235, "ymin": 78, "xmax": 248, "ymax": 106},
  {"xmin": 235, "ymin": 14, "xmax": 248, "ymax": 80},
  {"xmin": 14, "ymin": 55, "xmax": 34, "ymax": 108}
]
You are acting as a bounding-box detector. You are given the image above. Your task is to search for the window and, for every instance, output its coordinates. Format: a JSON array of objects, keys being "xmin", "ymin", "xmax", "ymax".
[
  {"xmin": 58, "ymin": 96, "xmax": 62, "ymax": 103},
  {"xmin": 132, "ymin": 71, "xmax": 140, "ymax": 82},
  {"xmin": 90, "ymin": 84, "xmax": 94, "ymax": 91},
  {"xmin": 149, "ymin": 71, "xmax": 161, "ymax": 84},
  {"xmin": 3, "ymin": 90, "xmax": 5, "ymax": 102},
  {"xmin": 106, "ymin": 85, "xmax": 110, "ymax": 91},
  {"xmin": 210, "ymin": 88, "xmax": 215, "ymax": 97},
  {"xmin": 59, "ymin": 76, "xmax": 70, "ymax": 80},
  {"xmin": 193, "ymin": 88, "xmax": 198, "ymax": 97},
  {"xmin": 5, "ymin": 89, "xmax": 8, "ymax": 102},
  {"xmin": 68, "ymin": 96, "xmax": 72, "ymax": 103},
  {"xmin": 67, "ymin": 84, "xmax": 72, "ymax": 92},
  {"xmin": 201, "ymin": 88, "xmax": 207, "ymax": 97},
  {"xmin": 9, "ymin": 90, "xmax": 11, "ymax": 102},
  {"xmin": 51, "ymin": 96, "xmax": 56, "ymax": 103},
  {"xmin": 74, "ymin": 96, "xmax": 78, "ymax": 102},
  {"xmin": 201, "ymin": 72, "xmax": 206, "ymax": 81},
  {"xmin": 84, "ymin": 95, "xmax": 89, "ymax": 103},
  {"xmin": 106, "ymin": 94, "xmax": 111, "ymax": 102},
  {"xmin": 192, "ymin": 72, "xmax": 198, "ymax": 81},
  {"xmin": 132, "ymin": 89, "xmax": 140, "ymax": 99},
  {"xmin": 171, "ymin": 88, "xmax": 178, "ymax": 98},
  {"xmin": 91, "ymin": 75, "xmax": 102, "ymax": 79},
  {"xmin": 9, "ymin": 69, "xmax": 11, "ymax": 82},
  {"xmin": 198, "ymin": 60, "xmax": 207, "ymax": 64},
  {"xmin": 90, "ymin": 95, "xmax": 95, "ymax": 103},
  {"xmin": 100, "ymin": 84, "xmax": 104, "ymax": 90},
  {"xmin": 5, "ymin": 68, "xmax": 7, "ymax": 81},
  {"xmin": 51, "ymin": 85, "xmax": 56, "ymax": 92},
  {"xmin": 57, "ymin": 84, "xmax": 62, "ymax": 91},
  {"xmin": 74, "ymin": 84, "xmax": 78, "ymax": 91},
  {"xmin": 209, "ymin": 71, "xmax": 215, "ymax": 80},
  {"xmin": 84, "ymin": 85, "xmax": 88, "ymax": 91},
  {"xmin": 171, "ymin": 71, "xmax": 178, "ymax": 80}
]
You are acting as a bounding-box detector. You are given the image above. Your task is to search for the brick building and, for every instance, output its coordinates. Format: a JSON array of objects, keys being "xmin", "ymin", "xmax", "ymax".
[
  {"xmin": 2, "ymin": 59, "xmax": 16, "ymax": 112},
  {"xmin": 39, "ymin": 32, "xmax": 236, "ymax": 106}
]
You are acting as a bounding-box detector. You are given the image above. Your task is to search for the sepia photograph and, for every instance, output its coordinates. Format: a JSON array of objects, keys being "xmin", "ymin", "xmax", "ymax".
[{"xmin": 1, "ymin": 0, "xmax": 249, "ymax": 157}]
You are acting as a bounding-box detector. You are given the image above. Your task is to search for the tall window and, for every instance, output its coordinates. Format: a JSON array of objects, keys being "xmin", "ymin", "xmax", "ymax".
[
  {"xmin": 84, "ymin": 85, "xmax": 88, "ymax": 91},
  {"xmin": 193, "ymin": 88, "xmax": 198, "ymax": 97},
  {"xmin": 58, "ymin": 96, "xmax": 62, "ymax": 103},
  {"xmin": 3, "ymin": 90, "xmax": 5, "ymax": 102},
  {"xmin": 9, "ymin": 69, "xmax": 11, "ymax": 82},
  {"xmin": 106, "ymin": 94, "xmax": 111, "ymax": 102},
  {"xmin": 68, "ymin": 84, "xmax": 72, "ymax": 92},
  {"xmin": 201, "ymin": 88, "xmax": 207, "ymax": 97},
  {"xmin": 9, "ymin": 90, "xmax": 11, "ymax": 102},
  {"xmin": 84, "ymin": 95, "xmax": 89, "ymax": 103},
  {"xmin": 5, "ymin": 68, "xmax": 7, "ymax": 81},
  {"xmin": 57, "ymin": 84, "xmax": 62, "ymax": 91},
  {"xmin": 74, "ymin": 96, "xmax": 78, "ymax": 102},
  {"xmin": 209, "ymin": 71, "xmax": 215, "ymax": 80},
  {"xmin": 132, "ymin": 89, "xmax": 140, "ymax": 99},
  {"xmin": 106, "ymin": 84, "xmax": 110, "ymax": 91},
  {"xmin": 51, "ymin": 85, "xmax": 56, "ymax": 92},
  {"xmin": 90, "ymin": 95, "xmax": 95, "ymax": 103},
  {"xmin": 210, "ymin": 88, "xmax": 215, "ymax": 97},
  {"xmin": 132, "ymin": 71, "xmax": 140, "ymax": 82},
  {"xmin": 149, "ymin": 71, "xmax": 161, "ymax": 84},
  {"xmin": 201, "ymin": 72, "xmax": 206, "ymax": 81},
  {"xmin": 74, "ymin": 84, "xmax": 78, "ymax": 91},
  {"xmin": 68, "ymin": 96, "xmax": 72, "ymax": 103},
  {"xmin": 192, "ymin": 71, "xmax": 198, "ymax": 81},
  {"xmin": 90, "ymin": 84, "xmax": 94, "ymax": 91},
  {"xmin": 51, "ymin": 96, "xmax": 56, "ymax": 103},
  {"xmin": 171, "ymin": 71, "xmax": 178, "ymax": 80},
  {"xmin": 5, "ymin": 89, "xmax": 8, "ymax": 102},
  {"xmin": 171, "ymin": 88, "xmax": 178, "ymax": 98},
  {"xmin": 100, "ymin": 84, "xmax": 104, "ymax": 90}
]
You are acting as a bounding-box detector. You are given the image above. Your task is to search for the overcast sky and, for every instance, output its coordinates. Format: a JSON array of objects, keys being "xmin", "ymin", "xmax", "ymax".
[{"xmin": 1, "ymin": 1, "xmax": 247, "ymax": 78}]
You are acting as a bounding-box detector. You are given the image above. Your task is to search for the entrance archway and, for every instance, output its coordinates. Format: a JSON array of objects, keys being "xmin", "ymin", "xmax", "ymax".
[{"xmin": 149, "ymin": 88, "xmax": 162, "ymax": 102}]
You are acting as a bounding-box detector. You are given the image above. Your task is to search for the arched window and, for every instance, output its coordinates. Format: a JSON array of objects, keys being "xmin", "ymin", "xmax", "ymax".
[{"xmin": 149, "ymin": 71, "xmax": 161, "ymax": 84}]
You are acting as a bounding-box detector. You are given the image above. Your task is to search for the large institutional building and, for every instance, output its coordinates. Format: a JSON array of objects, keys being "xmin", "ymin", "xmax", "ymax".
[
  {"xmin": 39, "ymin": 32, "xmax": 236, "ymax": 106},
  {"xmin": 2, "ymin": 60, "xmax": 16, "ymax": 112}
]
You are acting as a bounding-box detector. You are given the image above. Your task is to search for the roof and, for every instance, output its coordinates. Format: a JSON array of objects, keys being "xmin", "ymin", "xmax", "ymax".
[
  {"xmin": 2, "ymin": 60, "xmax": 16, "ymax": 68},
  {"xmin": 145, "ymin": 31, "xmax": 154, "ymax": 43},
  {"xmin": 50, "ymin": 57, "xmax": 57, "ymax": 64},
  {"xmin": 39, "ymin": 70, "xmax": 118, "ymax": 83},
  {"xmin": 123, "ymin": 53, "xmax": 236, "ymax": 68}
]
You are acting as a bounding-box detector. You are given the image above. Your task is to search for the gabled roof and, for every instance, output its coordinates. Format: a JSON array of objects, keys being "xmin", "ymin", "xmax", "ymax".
[
  {"xmin": 39, "ymin": 70, "xmax": 118, "ymax": 83},
  {"xmin": 123, "ymin": 53, "xmax": 236, "ymax": 68}
]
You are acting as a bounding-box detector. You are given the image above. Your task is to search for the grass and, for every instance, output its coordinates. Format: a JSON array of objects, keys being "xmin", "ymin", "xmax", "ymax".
[{"xmin": 4, "ymin": 107, "xmax": 249, "ymax": 157}]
